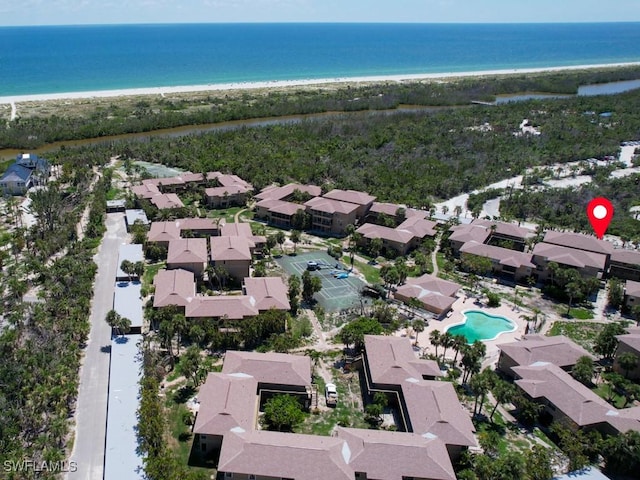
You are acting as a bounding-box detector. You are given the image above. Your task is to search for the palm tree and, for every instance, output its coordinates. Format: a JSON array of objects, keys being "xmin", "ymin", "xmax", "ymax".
[
  {"xmin": 454, "ymin": 205, "xmax": 463, "ymax": 218},
  {"xmin": 105, "ymin": 309, "xmax": 121, "ymax": 335},
  {"xmin": 490, "ymin": 380, "xmax": 515, "ymax": 422},
  {"xmin": 617, "ymin": 352, "xmax": 639, "ymax": 379},
  {"xmin": 451, "ymin": 334, "xmax": 467, "ymax": 364},
  {"xmin": 429, "ymin": 330, "xmax": 441, "ymax": 358},
  {"xmin": 412, "ymin": 319, "xmax": 425, "ymax": 346},
  {"xmin": 440, "ymin": 331, "xmax": 454, "ymax": 363},
  {"xmin": 120, "ymin": 259, "xmax": 134, "ymax": 281},
  {"xmin": 275, "ymin": 231, "xmax": 286, "ymax": 255},
  {"xmin": 290, "ymin": 230, "xmax": 301, "ymax": 254}
]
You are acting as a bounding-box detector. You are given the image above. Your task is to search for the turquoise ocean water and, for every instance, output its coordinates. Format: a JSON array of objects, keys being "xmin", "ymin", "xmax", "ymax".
[{"xmin": 1, "ymin": 23, "xmax": 640, "ymax": 96}]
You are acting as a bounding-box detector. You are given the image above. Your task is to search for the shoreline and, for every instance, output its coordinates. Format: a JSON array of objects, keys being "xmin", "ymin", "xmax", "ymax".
[{"xmin": 2, "ymin": 62, "xmax": 640, "ymax": 104}]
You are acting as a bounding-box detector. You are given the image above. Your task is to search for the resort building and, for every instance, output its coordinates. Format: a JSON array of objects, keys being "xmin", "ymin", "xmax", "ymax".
[
  {"xmin": 610, "ymin": 249, "xmax": 640, "ymax": 282},
  {"xmin": 362, "ymin": 335, "xmax": 476, "ymax": 459},
  {"xmin": 254, "ymin": 198, "xmax": 307, "ymax": 228},
  {"xmin": 152, "ymin": 268, "xmax": 195, "ymax": 308},
  {"xmin": 242, "ymin": 277, "xmax": 291, "ymax": 312},
  {"xmin": 394, "ymin": 274, "xmax": 461, "ymax": 317},
  {"xmin": 149, "ymin": 193, "xmax": 184, "ymax": 210},
  {"xmin": 220, "ymin": 222, "xmax": 266, "ymax": 253},
  {"xmin": 210, "ymin": 236, "xmax": 252, "ymax": 281},
  {"xmin": 322, "ymin": 189, "xmax": 376, "ymax": 220},
  {"xmin": 0, "ymin": 153, "xmax": 50, "ymax": 195},
  {"xmin": 131, "ymin": 182, "xmax": 161, "ymax": 200},
  {"xmin": 513, "ymin": 362, "xmax": 640, "ymax": 435},
  {"xmin": 147, "ymin": 218, "xmax": 224, "ymax": 246},
  {"xmin": 166, "ymin": 238, "xmax": 208, "ymax": 276},
  {"xmin": 449, "ymin": 219, "xmax": 533, "ymax": 254},
  {"xmin": 531, "ymin": 242, "xmax": 607, "ymax": 280},
  {"xmin": 365, "ymin": 201, "xmax": 410, "ymax": 224},
  {"xmin": 497, "ymin": 334, "xmax": 594, "ymax": 379},
  {"xmin": 186, "ymin": 295, "xmax": 259, "ymax": 321},
  {"xmin": 124, "ymin": 209, "xmax": 149, "ymax": 231},
  {"xmin": 205, "ymin": 184, "xmax": 251, "ymax": 208},
  {"xmin": 542, "ymin": 231, "xmax": 614, "ymax": 258},
  {"xmin": 304, "ymin": 196, "xmax": 359, "ymax": 236},
  {"xmin": 460, "ymin": 241, "xmax": 536, "ymax": 282},
  {"xmin": 356, "ymin": 216, "xmax": 437, "ymax": 256},
  {"xmin": 147, "ymin": 221, "xmax": 182, "ymax": 246},
  {"xmin": 614, "ymin": 327, "xmax": 640, "ymax": 380},
  {"xmin": 624, "ymin": 280, "xmax": 640, "ymax": 309},
  {"xmin": 192, "ymin": 346, "xmax": 463, "ymax": 480},
  {"xmin": 255, "ymin": 182, "xmax": 322, "ymax": 203}
]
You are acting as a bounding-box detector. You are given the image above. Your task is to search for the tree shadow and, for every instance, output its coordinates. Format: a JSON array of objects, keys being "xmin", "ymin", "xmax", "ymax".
[
  {"xmin": 173, "ymin": 385, "xmax": 196, "ymax": 404},
  {"xmin": 100, "ymin": 345, "xmax": 112, "ymax": 354}
]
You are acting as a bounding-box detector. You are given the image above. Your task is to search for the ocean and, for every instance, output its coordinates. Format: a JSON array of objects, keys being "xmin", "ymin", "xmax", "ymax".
[{"xmin": 1, "ymin": 23, "xmax": 640, "ymax": 97}]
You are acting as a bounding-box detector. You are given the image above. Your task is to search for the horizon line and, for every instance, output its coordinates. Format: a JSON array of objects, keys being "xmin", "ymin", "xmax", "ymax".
[{"xmin": 3, "ymin": 20, "xmax": 640, "ymax": 28}]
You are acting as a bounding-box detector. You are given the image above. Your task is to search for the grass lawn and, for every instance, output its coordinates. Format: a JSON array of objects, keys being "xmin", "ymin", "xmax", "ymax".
[
  {"xmin": 556, "ymin": 305, "xmax": 595, "ymax": 319},
  {"xmin": 298, "ymin": 369, "xmax": 369, "ymax": 436},
  {"xmin": 143, "ymin": 261, "xmax": 165, "ymax": 289},
  {"xmin": 342, "ymin": 255, "xmax": 380, "ymax": 284},
  {"xmin": 105, "ymin": 187, "xmax": 124, "ymax": 201},
  {"xmin": 206, "ymin": 206, "xmax": 245, "ymax": 223},
  {"xmin": 547, "ymin": 321, "xmax": 601, "ymax": 353},
  {"xmin": 593, "ymin": 383, "xmax": 627, "ymax": 409}
]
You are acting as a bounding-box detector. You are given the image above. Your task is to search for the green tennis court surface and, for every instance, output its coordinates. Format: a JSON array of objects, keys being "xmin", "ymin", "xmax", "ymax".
[{"xmin": 276, "ymin": 251, "xmax": 366, "ymax": 312}]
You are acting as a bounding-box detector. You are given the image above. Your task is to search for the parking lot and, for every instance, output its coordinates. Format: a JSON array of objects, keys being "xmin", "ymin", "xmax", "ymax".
[{"xmin": 276, "ymin": 251, "xmax": 366, "ymax": 312}]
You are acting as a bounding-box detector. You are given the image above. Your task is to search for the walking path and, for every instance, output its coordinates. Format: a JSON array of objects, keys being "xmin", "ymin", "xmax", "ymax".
[
  {"xmin": 431, "ymin": 233, "xmax": 442, "ymax": 276},
  {"xmin": 67, "ymin": 213, "xmax": 129, "ymax": 480},
  {"xmin": 10, "ymin": 101, "xmax": 16, "ymax": 121}
]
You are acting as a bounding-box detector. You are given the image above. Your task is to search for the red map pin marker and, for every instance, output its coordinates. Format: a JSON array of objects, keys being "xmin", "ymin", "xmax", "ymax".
[{"xmin": 587, "ymin": 197, "xmax": 614, "ymax": 239}]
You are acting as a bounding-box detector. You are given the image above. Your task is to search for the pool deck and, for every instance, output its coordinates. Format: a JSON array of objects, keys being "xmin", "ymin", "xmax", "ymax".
[{"xmin": 412, "ymin": 294, "xmax": 527, "ymax": 368}]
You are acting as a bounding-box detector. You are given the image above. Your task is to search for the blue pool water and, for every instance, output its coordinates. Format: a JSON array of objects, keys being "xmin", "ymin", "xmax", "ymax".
[{"xmin": 446, "ymin": 310, "xmax": 517, "ymax": 343}]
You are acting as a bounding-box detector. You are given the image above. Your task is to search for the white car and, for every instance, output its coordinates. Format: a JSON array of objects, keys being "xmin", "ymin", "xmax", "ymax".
[{"xmin": 325, "ymin": 383, "xmax": 338, "ymax": 406}]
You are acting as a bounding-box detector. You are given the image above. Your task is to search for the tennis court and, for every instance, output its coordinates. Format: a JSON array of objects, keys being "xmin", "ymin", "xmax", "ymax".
[{"xmin": 276, "ymin": 251, "xmax": 366, "ymax": 312}]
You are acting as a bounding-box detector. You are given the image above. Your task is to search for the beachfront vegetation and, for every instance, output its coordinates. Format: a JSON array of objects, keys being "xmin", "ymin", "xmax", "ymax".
[{"xmin": 3, "ymin": 65, "xmax": 640, "ymax": 149}]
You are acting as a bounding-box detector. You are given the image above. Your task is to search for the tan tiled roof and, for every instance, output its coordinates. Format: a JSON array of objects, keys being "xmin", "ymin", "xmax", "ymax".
[
  {"xmin": 402, "ymin": 380, "xmax": 477, "ymax": 447},
  {"xmin": 611, "ymin": 249, "xmax": 640, "ymax": 266},
  {"xmin": 220, "ymin": 222, "xmax": 253, "ymax": 238},
  {"xmin": 176, "ymin": 217, "xmax": 222, "ymax": 232},
  {"xmin": 336, "ymin": 427, "xmax": 456, "ymax": 480},
  {"xmin": 150, "ymin": 193, "xmax": 184, "ymax": 209},
  {"xmin": 472, "ymin": 219, "xmax": 533, "ymax": 240},
  {"xmin": 514, "ymin": 362, "xmax": 640, "ymax": 432},
  {"xmin": 616, "ymin": 332, "xmax": 640, "ymax": 354},
  {"xmin": 461, "ymin": 241, "xmax": 535, "ymax": 268},
  {"xmin": 222, "ymin": 351, "xmax": 310, "ymax": 387},
  {"xmin": 218, "ymin": 430, "xmax": 353, "ymax": 480},
  {"xmin": 356, "ymin": 223, "xmax": 415, "ymax": 244},
  {"xmin": 131, "ymin": 183, "xmax": 160, "ymax": 199},
  {"xmin": 323, "ymin": 189, "xmax": 376, "ymax": 206},
  {"xmin": 395, "ymin": 274, "xmax": 460, "ymax": 313},
  {"xmin": 397, "ymin": 216, "xmax": 438, "ymax": 238},
  {"xmin": 193, "ymin": 372, "xmax": 258, "ymax": 435},
  {"xmin": 204, "ymin": 185, "xmax": 250, "ymax": 198},
  {"xmin": 215, "ymin": 173, "xmax": 252, "ymax": 189},
  {"xmin": 449, "ymin": 224, "xmax": 491, "ymax": 244},
  {"xmin": 186, "ymin": 295, "xmax": 258, "ymax": 319},
  {"xmin": 364, "ymin": 335, "xmax": 442, "ymax": 384},
  {"xmin": 626, "ymin": 280, "xmax": 640, "ymax": 297},
  {"xmin": 243, "ymin": 277, "xmax": 290, "ymax": 311},
  {"xmin": 147, "ymin": 221, "xmax": 181, "ymax": 243},
  {"xmin": 152, "ymin": 269, "xmax": 195, "ymax": 307},
  {"xmin": 210, "ymin": 236, "xmax": 252, "ymax": 261},
  {"xmin": 304, "ymin": 196, "xmax": 359, "ymax": 214},
  {"xmin": 543, "ymin": 231, "xmax": 613, "ymax": 255},
  {"xmin": 167, "ymin": 238, "xmax": 208, "ymax": 264},
  {"xmin": 255, "ymin": 183, "xmax": 321, "ymax": 201},
  {"xmin": 370, "ymin": 201, "xmax": 405, "ymax": 217},
  {"xmin": 499, "ymin": 334, "xmax": 594, "ymax": 369},
  {"xmin": 532, "ymin": 242, "xmax": 607, "ymax": 270},
  {"xmin": 259, "ymin": 198, "xmax": 305, "ymax": 216}
]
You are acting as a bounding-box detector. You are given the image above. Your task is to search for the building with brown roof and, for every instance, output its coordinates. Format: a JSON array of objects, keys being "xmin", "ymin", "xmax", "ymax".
[
  {"xmin": 611, "ymin": 249, "xmax": 640, "ymax": 281},
  {"xmin": 543, "ymin": 231, "xmax": 613, "ymax": 257},
  {"xmin": 176, "ymin": 217, "xmax": 223, "ymax": 237},
  {"xmin": 304, "ymin": 196, "xmax": 359, "ymax": 236},
  {"xmin": 167, "ymin": 238, "xmax": 208, "ymax": 276},
  {"xmin": 357, "ymin": 217, "xmax": 437, "ymax": 256},
  {"xmin": 614, "ymin": 327, "xmax": 640, "ymax": 380},
  {"xmin": 497, "ymin": 334, "xmax": 595, "ymax": 379},
  {"xmin": 336, "ymin": 427, "xmax": 456, "ymax": 480},
  {"xmin": 186, "ymin": 295, "xmax": 259, "ymax": 320},
  {"xmin": 222, "ymin": 350, "xmax": 311, "ymax": 392},
  {"xmin": 205, "ymin": 184, "xmax": 250, "ymax": 208},
  {"xmin": 220, "ymin": 222, "xmax": 266, "ymax": 252},
  {"xmin": 131, "ymin": 182, "xmax": 161, "ymax": 200},
  {"xmin": 152, "ymin": 268, "xmax": 195, "ymax": 308},
  {"xmin": 210, "ymin": 236, "xmax": 252, "ymax": 281},
  {"xmin": 625, "ymin": 280, "xmax": 640, "ymax": 309},
  {"xmin": 449, "ymin": 219, "xmax": 532, "ymax": 254},
  {"xmin": 255, "ymin": 183, "xmax": 321, "ymax": 202},
  {"xmin": 254, "ymin": 198, "xmax": 307, "ymax": 228},
  {"xmin": 532, "ymin": 242, "xmax": 607, "ymax": 280},
  {"xmin": 149, "ymin": 193, "xmax": 185, "ymax": 210},
  {"xmin": 513, "ymin": 362, "xmax": 640, "ymax": 435},
  {"xmin": 323, "ymin": 189, "xmax": 376, "ymax": 219},
  {"xmin": 147, "ymin": 221, "xmax": 182, "ymax": 246},
  {"xmin": 361, "ymin": 335, "xmax": 476, "ymax": 459},
  {"xmin": 394, "ymin": 274, "xmax": 461, "ymax": 316},
  {"xmin": 193, "ymin": 346, "xmax": 462, "ymax": 480},
  {"xmin": 243, "ymin": 277, "xmax": 290, "ymax": 312},
  {"xmin": 461, "ymin": 241, "xmax": 536, "ymax": 282}
]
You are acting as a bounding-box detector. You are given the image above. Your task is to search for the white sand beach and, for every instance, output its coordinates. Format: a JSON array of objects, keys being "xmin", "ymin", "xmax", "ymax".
[{"xmin": 1, "ymin": 62, "xmax": 639, "ymax": 105}]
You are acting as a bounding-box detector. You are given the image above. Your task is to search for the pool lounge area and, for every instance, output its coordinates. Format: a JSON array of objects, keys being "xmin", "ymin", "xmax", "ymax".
[{"xmin": 446, "ymin": 310, "xmax": 518, "ymax": 343}]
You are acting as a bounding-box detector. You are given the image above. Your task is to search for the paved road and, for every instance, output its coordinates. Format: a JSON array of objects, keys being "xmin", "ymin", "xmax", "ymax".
[{"xmin": 67, "ymin": 213, "xmax": 128, "ymax": 480}]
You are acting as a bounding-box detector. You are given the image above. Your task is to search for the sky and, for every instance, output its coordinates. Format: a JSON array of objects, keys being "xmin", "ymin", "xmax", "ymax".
[{"xmin": 2, "ymin": 0, "xmax": 640, "ymax": 26}]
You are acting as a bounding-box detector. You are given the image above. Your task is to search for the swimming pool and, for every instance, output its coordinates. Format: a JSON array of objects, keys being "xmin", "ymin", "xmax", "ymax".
[{"xmin": 446, "ymin": 310, "xmax": 517, "ymax": 343}]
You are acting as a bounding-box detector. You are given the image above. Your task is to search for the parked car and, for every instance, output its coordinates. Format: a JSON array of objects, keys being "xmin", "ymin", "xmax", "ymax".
[{"xmin": 325, "ymin": 383, "xmax": 338, "ymax": 407}]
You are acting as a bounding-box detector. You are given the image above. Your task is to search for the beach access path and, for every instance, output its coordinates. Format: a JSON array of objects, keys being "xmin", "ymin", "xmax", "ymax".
[{"xmin": 67, "ymin": 212, "xmax": 129, "ymax": 480}]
